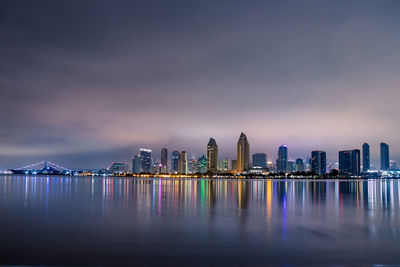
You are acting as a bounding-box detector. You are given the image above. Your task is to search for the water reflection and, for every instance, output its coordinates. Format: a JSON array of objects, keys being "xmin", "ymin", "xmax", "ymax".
[
  {"xmin": 2, "ymin": 177, "xmax": 400, "ymax": 228},
  {"xmin": 1, "ymin": 176, "xmax": 400, "ymax": 264}
]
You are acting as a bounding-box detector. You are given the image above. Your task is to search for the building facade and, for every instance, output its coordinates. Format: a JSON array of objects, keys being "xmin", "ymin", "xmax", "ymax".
[
  {"xmin": 237, "ymin": 132, "xmax": 250, "ymax": 172},
  {"xmin": 380, "ymin": 142, "xmax": 389, "ymax": 171},
  {"xmin": 132, "ymin": 154, "xmax": 140, "ymax": 173},
  {"xmin": 178, "ymin": 151, "xmax": 188, "ymax": 174},
  {"xmin": 207, "ymin": 138, "xmax": 218, "ymax": 172},
  {"xmin": 171, "ymin": 150, "xmax": 179, "ymax": 172},
  {"xmin": 296, "ymin": 158, "xmax": 304, "ymax": 172},
  {"xmin": 218, "ymin": 158, "xmax": 230, "ymax": 171},
  {"xmin": 311, "ymin": 150, "xmax": 326, "ymax": 175},
  {"xmin": 362, "ymin": 143, "xmax": 370, "ymax": 172},
  {"xmin": 277, "ymin": 145, "xmax": 288, "ymax": 173},
  {"xmin": 140, "ymin": 148, "xmax": 152, "ymax": 173},
  {"xmin": 252, "ymin": 153, "xmax": 267, "ymax": 169},
  {"xmin": 339, "ymin": 149, "xmax": 360, "ymax": 176}
]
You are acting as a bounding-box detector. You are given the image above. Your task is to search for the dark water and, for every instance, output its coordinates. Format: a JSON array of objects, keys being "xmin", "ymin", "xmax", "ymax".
[{"xmin": 0, "ymin": 176, "xmax": 400, "ymax": 265}]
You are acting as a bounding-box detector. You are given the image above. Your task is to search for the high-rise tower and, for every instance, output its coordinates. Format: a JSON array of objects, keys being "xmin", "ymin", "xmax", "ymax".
[
  {"xmin": 178, "ymin": 151, "xmax": 188, "ymax": 174},
  {"xmin": 277, "ymin": 145, "xmax": 288, "ymax": 173},
  {"xmin": 161, "ymin": 148, "xmax": 168, "ymax": 173},
  {"xmin": 207, "ymin": 138, "xmax": 218, "ymax": 172},
  {"xmin": 362, "ymin": 143, "xmax": 370, "ymax": 172},
  {"xmin": 339, "ymin": 149, "xmax": 360, "ymax": 176},
  {"xmin": 237, "ymin": 132, "xmax": 250, "ymax": 172},
  {"xmin": 311, "ymin": 150, "xmax": 326, "ymax": 175},
  {"xmin": 171, "ymin": 150, "xmax": 179, "ymax": 172},
  {"xmin": 380, "ymin": 142, "xmax": 389, "ymax": 171},
  {"xmin": 139, "ymin": 148, "xmax": 152, "ymax": 173}
]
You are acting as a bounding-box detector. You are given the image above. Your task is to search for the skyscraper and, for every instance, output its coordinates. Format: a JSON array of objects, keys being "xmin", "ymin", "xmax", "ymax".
[
  {"xmin": 252, "ymin": 153, "xmax": 267, "ymax": 169},
  {"xmin": 362, "ymin": 143, "xmax": 370, "ymax": 172},
  {"xmin": 237, "ymin": 132, "xmax": 250, "ymax": 172},
  {"xmin": 311, "ymin": 150, "xmax": 326, "ymax": 175},
  {"xmin": 380, "ymin": 142, "xmax": 389, "ymax": 171},
  {"xmin": 160, "ymin": 148, "xmax": 168, "ymax": 173},
  {"xmin": 231, "ymin": 159, "xmax": 237, "ymax": 171},
  {"xmin": 207, "ymin": 138, "xmax": 218, "ymax": 172},
  {"xmin": 296, "ymin": 158, "xmax": 304, "ymax": 172},
  {"xmin": 132, "ymin": 154, "xmax": 140, "ymax": 173},
  {"xmin": 140, "ymin": 148, "xmax": 152, "ymax": 173},
  {"xmin": 198, "ymin": 155, "xmax": 208, "ymax": 173},
  {"xmin": 171, "ymin": 150, "xmax": 179, "ymax": 172},
  {"xmin": 218, "ymin": 158, "xmax": 230, "ymax": 171},
  {"xmin": 277, "ymin": 145, "xmax": 288, "ymax": 173},
  {"xmin": 178, "ymin": 151, "xmax": 188, "ymax": 174},
  {"xmin": 161, "ymin": 148, "xmax": 168, "ymax": 166},
  {"xmin": 339, "ymin": 149, "xmax": 360, "ymax": 176}
]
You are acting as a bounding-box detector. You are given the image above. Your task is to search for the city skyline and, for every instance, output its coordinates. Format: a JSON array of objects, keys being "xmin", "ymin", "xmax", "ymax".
[
  {"xmin": 1, "ymin": 136, "xmax": 395, "ymax": 171},
  {"xmin": 1, "ymin": 1, "xmax": 400, "ymax": 169}
]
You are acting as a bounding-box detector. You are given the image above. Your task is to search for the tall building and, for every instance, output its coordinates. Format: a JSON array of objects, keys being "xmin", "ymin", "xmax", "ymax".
[
  {"xmin": 161, "ymin": 148, "xmax": 168, "ymax": 166},
  {"xmin": 380, "ymin": 142, "xmax": 389, "ymax": 171},
  {"xmin": 207, "ymin": 138, "xmax": 218, "ymax": 172},
  {"xmin": 178, "ymin": 151, "xmax": 188, "ymax": 174},
  {"xmin": 231, "ymin": 159, "xmax": 237, "ymax": 171},
  {"xmin": 311, "ymin": 151, "xmax": 326, "ymax": 175},
  {"xmin": 198, "ymin": 155, "xmax": 208, "ymax": 173},
  {"xmin": 252, "ymin": 153, "xmax": 267, "ymax": 169},
  {"xmin": 339, "ymin": 149, "xmax": 360, "ymax": 176},
  {"xmin": 140, "ymin": 148, "xmax": 152, "ymax": 173},
  {"xmin": 296, "ymin": 158, "xmax": 304, "ymax": 172},
  {"xmin": 237, "ymin": 132, "xmax": 250, "ymax": 172},
  {"xmin": 160, "ymin": 148, "xmax": 168, "ymax": 173},
  {"xmin": 132, "ymin": 154, "xmax": 140, "ymax": 173},
  {"xmin": 362, "ymin": 143, "xmax": 370, "ymax": 172},
  {"xmin": 188, "ymin": 158, "xmax": 198, "ymax": 174},
  {"xmin": 277, "ymin": 145, "xmax": 288, "ymax": 173},
  {"xmin": 218, "ymin": 158, "xmax": 230, "ymax": 171},
  {"xmin": 171, "ymin": 150, "xmax": 179, "ymax": 172}
]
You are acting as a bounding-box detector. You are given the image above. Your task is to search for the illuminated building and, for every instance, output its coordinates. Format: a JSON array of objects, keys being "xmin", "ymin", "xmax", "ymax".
[
  {"xmin": 362, "ymin": 143, "xmax": 370, "ymax": 172},
  {"xmin": 252, "ymin": 153, "xmax": 267, "ymax": 169},
  {"xmin": 132, "ymin": 154, "xmax": 140, "ymax": 173},
  {"xmin": 161, "ymin": 148, "xmax": 168, "ymax": 173},
  {"xmin": 171, "ymin": 150, "xmax": 179, "ymax": 172},
  {"xmin": 178, "ymin": 151, "xmax": 188, "ymax": 174},
  {"xmin": 380, "ymin": 142, "xmax": 389, "ymax": 171},
  {"xmin": 140, "ymin": 148, "xmax": 152, "ymax": 173},
  {"xmin": 277, "ymin": 145, "xmax": 288, "ymax": 173},
  {"xmin": 188, "ymin": 158, "xmax": 198, "ymax": 173},
  {"xmin": 198, "ymin": 155, "xmax": 208, "ymax": 173},
  {"xmin": 296, "ymin": 158, "xmax": 304, "ymax": 172},
  {"xmin": 311, "ymin": 151, "xmax": 326, "ymax": 175},
  {"xmin": 207, "ymin": 138, "xmax": 218, "ymax": 172},
  {"xmin": 151, "ymin": 163, "xmax": 162, "ymax": 174},
  {"xmin": 218, "ymin": 158, "xmax": 230, "ymax": 171},
  {"xmin": 237, "ymin": 132, "xmax": 250, "ymax": 172},
  {"xmin": 110, "ymin": 162, "xmax": 129, "ymax": 174},
  {"xmin": 339, "ymin": 149, "xmax": 360, "ymax": 176},
  {"xmin": 231, "ymin": 160, "xmax": 237, "ymax": 171}
]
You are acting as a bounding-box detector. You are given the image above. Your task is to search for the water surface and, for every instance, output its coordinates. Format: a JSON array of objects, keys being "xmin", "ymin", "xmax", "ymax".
[{"xmin": 0, "ymin": 176, "xmax": 399, "ymax": 265}]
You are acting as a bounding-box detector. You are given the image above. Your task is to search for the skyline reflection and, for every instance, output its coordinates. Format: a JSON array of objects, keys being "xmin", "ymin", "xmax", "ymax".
[{"xmin": 1, "ymin": 176, "xmax": 400, "ymax": 265}]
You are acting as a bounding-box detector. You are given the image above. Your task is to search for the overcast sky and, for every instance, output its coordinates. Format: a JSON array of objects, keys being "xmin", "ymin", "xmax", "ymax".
[{"xmin": 0, "ymin": 0, "xmax": 399, "ymax": 169}]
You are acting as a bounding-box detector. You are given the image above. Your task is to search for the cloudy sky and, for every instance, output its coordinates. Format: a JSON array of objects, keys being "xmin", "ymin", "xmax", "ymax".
[{"xmin": 0, "ymin": 0, "xmax": 399, "ymax": 169}]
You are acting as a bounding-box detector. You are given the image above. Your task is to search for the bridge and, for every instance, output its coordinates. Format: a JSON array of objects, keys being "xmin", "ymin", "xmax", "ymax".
[{"xmin": 11, "ymin": 161, "xmax": 73, "ymax": 175}]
